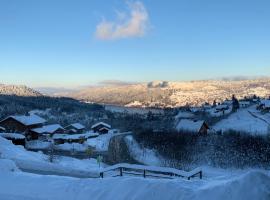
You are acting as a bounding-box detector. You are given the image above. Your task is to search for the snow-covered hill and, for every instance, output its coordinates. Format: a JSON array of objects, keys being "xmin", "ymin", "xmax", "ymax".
[
  {"xmin": 0, "ymin": 84, "xmax": 42, "ymax": 97},
  {"xmin": 68, "ymin": 79, "xmax": 270, "ymax": 108},
  {"xmin": 213, "ymin": 105, "xmax": 270, "ymax": 135}
]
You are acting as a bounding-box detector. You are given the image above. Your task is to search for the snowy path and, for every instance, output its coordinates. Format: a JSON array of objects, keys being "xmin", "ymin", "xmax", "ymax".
[{"xmin": 19, "ymin": 166, "xmax": 100, "ymax": 178}]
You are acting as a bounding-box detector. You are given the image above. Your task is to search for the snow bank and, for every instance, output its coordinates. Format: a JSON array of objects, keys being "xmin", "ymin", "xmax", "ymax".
[
  {"xmin": 87, "ymin": 133, "xmax": 114, "ymax": 151},
  {"xmin": 0, "ymin": 169, "xmax": 269, "ymax": 200},
  {"xmin": 0, "ymin": 137, "xmax": 101, "ymax": 177},
  {"xmin": 124, "ymin": 135, "xmax": 163, "ymax": 166},
  {"xmin": 55, "ymin": 142, "xmax": 89, "ymax": 152},
  {"xmin": 0, "ymin": 159, "xmax": 20, "ymax": 172},
  {"xmin": 26, "ymin": 140, "xmax": 51, "ymax": 150}
]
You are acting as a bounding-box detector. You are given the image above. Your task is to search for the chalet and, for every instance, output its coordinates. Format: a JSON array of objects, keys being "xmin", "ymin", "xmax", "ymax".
[
  {"xmin": 30, "ymin": 124, "xmax": 65, "ymax": 140},
  {"xmin": 91, "ymin": 122, "xmax": 111, "ymax": 134},
  {"xmin": 176, "ymin": 119, "xmax": 209, "ymax": 135},
  {"xmin": 65, "ymin": 123, "xmax": 85, "ymax": 134},
  {"xmin": 0, "ymin": 114, "xmax": 46, "ymax": 140}
]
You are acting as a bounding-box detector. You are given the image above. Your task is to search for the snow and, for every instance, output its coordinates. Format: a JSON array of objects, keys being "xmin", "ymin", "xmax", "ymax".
[
  {"xmin": 0, "ymin": 126, "xmax": 5, "ymax": 131},
  {"xmin": 31, "ymin": 124, "xmax": 64, "ymax": 134},
  {"xmin": 214, "ymin": 105, "xmax": 270, "ymax": 135},
  {"xmin": 0, "ymin": 159, "xmax": 20, "ymax": 172},
  {"xmin": 91, "ymin": 122, "xmax": 111, "ymax": 129},
  {"xmin": 261, "ymin": 99, "xmax": 270, "ymax": 108},
  {"xmin": 105, "ymin": 104, "xmax": 164, "ymax": 115},
  {"xmin": 175, "ymin": 111, "xmax": 195, "ymax": 119},
  {"xmin": 0, "ymin": 136, "xmax": 102, "ymax": 177},
  {"xmin": 26, "ymin": 140, "xmax": 90, "ymax": 152},
  {"xmin": 87, "ymin": 133, "xmax": 114, "ymax": 151},
  {"xmin": 56, "ymin": 142, "xmax": 89, "ymax": 152},
  {"xmin": 66, "ymin": 123, "xmax": 85, "ymax": 130},
  {"xmin": 101, "ymin": 163, "xmax": 202, "ymax": 178},
  {"xmin": 0, "ymin": 133, "xmax": 25, "ymax": 139},
  {"xmin": 26, "ymin": 140, "xmax": 51, "ymax": 150},
  {"xmin": 176, "ymin": 119, "xmax": 205, "ymax": 133},
  {"xmin": 53, "ymin": 131, "xmax": 98, "ymax": 140},
  {"xmin": 0, "ymin": 165, "xmax": 269, "ymax": 200},
  {"xmin": 125, "ymin": 135, "xmax": 163, "ymax": 166},
  {"xmin": 2, "ymin": 114, "xmax": 46, "ymax": 126},
  {"xmin": 207, "ymin": 106, "xmax": 232, "ymax": 117}
]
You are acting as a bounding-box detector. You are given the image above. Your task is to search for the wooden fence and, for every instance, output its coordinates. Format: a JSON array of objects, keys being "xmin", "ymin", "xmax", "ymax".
[{"xmin": 100, "ymin": 163, "xmax": 202, "ymax": 180}]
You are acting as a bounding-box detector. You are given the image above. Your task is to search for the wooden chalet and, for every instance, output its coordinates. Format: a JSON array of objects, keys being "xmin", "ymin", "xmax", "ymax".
[
  {"xmin": 30, "ymin": 124, "xmax": 65, "ymax": 140},
  {"xmin": 176, "ymin": 119, "xmax": 209, "ymax": 135},
  {"xmin": 0, "ymin": 114, "xmax": 46, "ymax": 140},
  {"xmin": 91, "ymin": 122, "xmax": 111, "ymax": 134},
  {"xmin": 65, "ymin": 123, "xmax": 85, "ymax": 134}
]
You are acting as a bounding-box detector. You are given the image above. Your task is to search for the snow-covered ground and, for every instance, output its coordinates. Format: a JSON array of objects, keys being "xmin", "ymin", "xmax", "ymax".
[
  {"xmin": 125, "ymin": 135, "xmax": 164, "ymax": 166},
  {"xmin": 87, "ymin": 133, "xmax": 114, "ymax": 151},
  {"xmin": 214, "ymin": 105, "xmax": 270, "ymax": 135},
  {"xmin": 105, "ymin": 104, "xmax": 164, "ymax": 115},
  {"xmin": 1, "ymin": 134, "xmax": 270, "ymax": 199},
  {"xmin": 0, "ymin": 137, "xmax": 103, "ymax": 178},
  {"xmin": 0, "ymin": 162, "xmax": 269, "ymax": 200}
]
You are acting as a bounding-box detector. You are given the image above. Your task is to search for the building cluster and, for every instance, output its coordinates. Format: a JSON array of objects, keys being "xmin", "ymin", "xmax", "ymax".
[{"xmin": 0, "ymin": 113, "xmax": 115, "ymax": 146}]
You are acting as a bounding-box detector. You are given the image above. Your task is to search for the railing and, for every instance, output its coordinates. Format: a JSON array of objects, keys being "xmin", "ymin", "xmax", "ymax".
[{"xmin": 100, "ymin": 163, "xmax": 202, "ymax": 180}]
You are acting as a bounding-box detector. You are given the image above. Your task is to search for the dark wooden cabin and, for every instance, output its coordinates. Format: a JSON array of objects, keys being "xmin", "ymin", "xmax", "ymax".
[
  {"xmin": 0, "ymin": 114, "xmax": 46, "ymax": 140},
  {"xmin": 91, "ymin": 122, "xmax": 111, "ymax": 134}
]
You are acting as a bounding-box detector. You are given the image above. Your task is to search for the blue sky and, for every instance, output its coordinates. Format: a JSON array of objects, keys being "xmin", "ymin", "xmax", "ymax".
[{"xmin": 0, "ymin": 0, "xmax": 269, "ymax": 87}]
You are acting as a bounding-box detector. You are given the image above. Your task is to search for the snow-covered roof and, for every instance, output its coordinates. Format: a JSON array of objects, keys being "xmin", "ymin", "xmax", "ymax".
[
  {"xmin": 216, "ymin": 104, "xmax": 229, "ymax": 110},
  {"xmin": 176, "ymin": 119, "xmax": 207, "ymax": 133},
  {"xmin": 175, "ymin": 111, "xmax": 195, "ymax": 119},
  {"xmin": 2, "ymin": 114, "xmax": 46, "ymax": 126},
  {"xmin": 31, "ymin": 124, "xmax": 64, "ymax": 134},
  {"xmin": 91, "ymin": 122, "xmax": 111, "ymax": 129},
  {"xmin": 239, "ymin": 101, "xmax": 250, "ymax": 105},
  {"xmin": 261, "ymin": 100, "xmax": 270, "ymax": 108},
  {"xmin": 68, "ymin": 123, "xmax": 85, "ymax": 130},
  {"xmin": 0, "ymin": 126, "xmax": 5, "ymax": 131},
  {"xmin": 0, "ymin": 133, "xmax": 25, "ymax": 140},
  {"xmin": 53, "ymin": 132, "xmax": 98, "ymax": 140}
]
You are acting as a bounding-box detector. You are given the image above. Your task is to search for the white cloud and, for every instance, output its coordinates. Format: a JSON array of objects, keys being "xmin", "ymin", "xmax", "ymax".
[{"xmin": 95, "ymin": 1, "xmax": 150, "ymax": 40}]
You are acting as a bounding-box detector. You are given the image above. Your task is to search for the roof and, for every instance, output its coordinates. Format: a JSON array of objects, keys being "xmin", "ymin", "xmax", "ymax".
[
  {"xmin": 176, "ymin": 119, "xmax": 208, "ymax": 133},
  {"xmin": 239, "ymin": 101, "xmax": 250, "ymax": 105},
  {"xmin": 31, "ymin": 124, "xmax": 64, "ymax": 134},
  {"xmin": 261, "ymin": 100, "xmax": 270, "ymax": 108},
  {"xmin": 68, "ymin": 123, "xmax": 85, "ymax": 130},
  {"xmin": 2, "ymin": 114, "xmax": 46, "ymax": 126},
  {"xmin": 0, "ymin": 126, "xmax": 5, "ymax": 131},
  {"xmin": 175, "ymin": 111, "xmax": 195, "ymax": 119},
  {"xmin": 91, "ymin": 122, "xmax": 111, "ymax": 129},
  {"xmin": 0, "ymin": 133, "xmax": 25, "ymax": 140},
  {"xmin": 215, "ymin": 104, "xmax": 229, "ymax": 110}
]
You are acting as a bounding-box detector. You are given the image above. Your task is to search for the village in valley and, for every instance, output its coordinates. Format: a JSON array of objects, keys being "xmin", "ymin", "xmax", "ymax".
[
  {"xmin": 1, "ymin": 0, "xmax": 270, "ymax": 199},
  {"xmin": 0, "ymin": 93, "xmax": 269, "ymax": 162}
]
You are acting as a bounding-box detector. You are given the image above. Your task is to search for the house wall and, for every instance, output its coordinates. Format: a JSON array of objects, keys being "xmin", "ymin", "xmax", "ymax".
[
  {"xmin": 92, "ymin": 125, "xmax": 109, "ymax": 133},
  {"xmin": 0, "ymin": 118, "xmax": 27, "ymax": 133}
]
